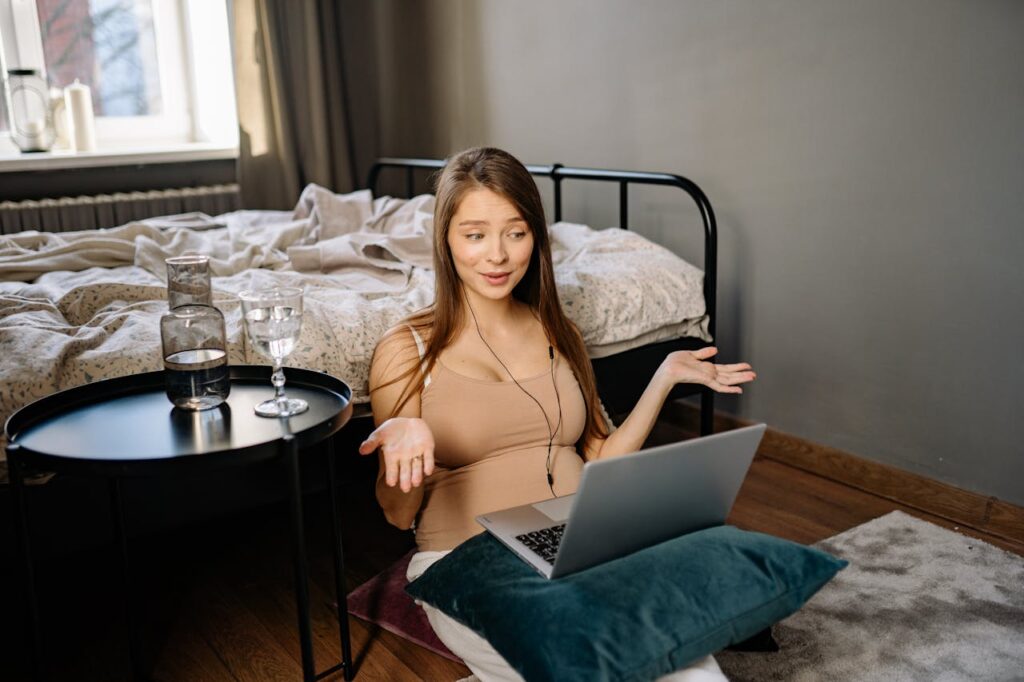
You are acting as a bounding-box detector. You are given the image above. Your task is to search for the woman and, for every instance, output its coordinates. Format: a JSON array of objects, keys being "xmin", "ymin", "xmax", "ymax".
[{"xmin": 360, "ymin": 147, "xmax": 755, "ymax": 681}]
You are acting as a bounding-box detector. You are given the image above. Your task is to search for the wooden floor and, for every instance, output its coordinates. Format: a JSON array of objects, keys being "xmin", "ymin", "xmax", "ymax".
[{"xmin": 2, "ymin": 417, "xmax": 1021, "ymax": 682}]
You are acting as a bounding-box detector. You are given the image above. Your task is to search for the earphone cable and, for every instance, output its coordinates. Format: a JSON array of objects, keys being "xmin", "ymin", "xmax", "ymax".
[{"xmin": 544, "ymin": 344, "xmax": 564, "ymax": 490}]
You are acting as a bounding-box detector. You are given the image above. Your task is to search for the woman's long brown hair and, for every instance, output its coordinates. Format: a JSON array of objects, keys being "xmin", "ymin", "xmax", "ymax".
[{"xmin": 375, "ymin": 147, "xmax": 609, "ymax": 452}]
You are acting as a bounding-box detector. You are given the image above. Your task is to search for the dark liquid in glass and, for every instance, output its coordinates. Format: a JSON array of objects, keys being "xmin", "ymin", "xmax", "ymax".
[{"xmin": 164, "ymin": 348, "xmax": 230, "ymax": 410}]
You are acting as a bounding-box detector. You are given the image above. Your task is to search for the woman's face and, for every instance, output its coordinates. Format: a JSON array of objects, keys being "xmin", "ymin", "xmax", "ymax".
[{"xmin": 446, "ymin": 187, "xmax": 535, "ymax": 304}]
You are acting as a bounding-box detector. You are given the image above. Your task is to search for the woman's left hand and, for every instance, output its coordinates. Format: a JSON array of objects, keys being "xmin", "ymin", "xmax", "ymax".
[{"xmin": 655, "ymin": 346, "xmax": 756, "ymax": 394}]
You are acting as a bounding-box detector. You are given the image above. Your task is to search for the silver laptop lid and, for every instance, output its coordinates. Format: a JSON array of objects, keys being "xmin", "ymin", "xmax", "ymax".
[{"xmin": 549, "ymin": 423, "xmax": 766, "ymax": 577}]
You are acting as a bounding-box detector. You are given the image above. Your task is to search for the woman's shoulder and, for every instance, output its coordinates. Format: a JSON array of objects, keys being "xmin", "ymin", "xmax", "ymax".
[
  {"xmin": 379, "ymin": 313, "xmax": 434, "ymax": 351},
  {"xmin": 371, "ymin": 316, "xmax": 433, "ymax": 379},
  {"xmin": 375, "ymin": 325, "xmax": 419, "ymax": 362}
]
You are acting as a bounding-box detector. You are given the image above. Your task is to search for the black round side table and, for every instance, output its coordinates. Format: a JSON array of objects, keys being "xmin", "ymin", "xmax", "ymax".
[{"xmin": 6, "ymin": 366, "xmax": 355, "ymax": 682}]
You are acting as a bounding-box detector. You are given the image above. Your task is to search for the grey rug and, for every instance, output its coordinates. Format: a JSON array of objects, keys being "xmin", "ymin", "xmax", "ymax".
[{"xmin": 716, "ymin": 511, "xmax": 1024, "ymax": 681}]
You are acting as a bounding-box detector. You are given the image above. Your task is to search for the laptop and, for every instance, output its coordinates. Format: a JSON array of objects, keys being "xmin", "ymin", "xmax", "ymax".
[{"xmin": 476, "ymin": 423, "xmax": 766, "ymax": 579}]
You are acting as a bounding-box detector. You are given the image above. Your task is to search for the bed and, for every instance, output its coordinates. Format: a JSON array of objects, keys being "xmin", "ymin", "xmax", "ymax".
[{"xmin": 0, "ymin": 157, "xmax": 719, "ymax": 483}]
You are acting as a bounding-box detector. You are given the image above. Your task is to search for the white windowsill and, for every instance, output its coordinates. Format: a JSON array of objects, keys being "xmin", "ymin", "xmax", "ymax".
[{"xmin": 0, "ymin": 143, "xmax": 239, "ymax": 173}]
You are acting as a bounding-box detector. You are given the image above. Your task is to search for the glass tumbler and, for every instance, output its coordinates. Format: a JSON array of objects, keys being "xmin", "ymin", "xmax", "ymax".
[{"xmin": 166, "ymin": 254, "xmax": 214, "ymax": 308}]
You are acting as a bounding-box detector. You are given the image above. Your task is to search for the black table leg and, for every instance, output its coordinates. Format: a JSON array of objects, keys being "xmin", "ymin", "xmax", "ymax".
[
  {"xmin": 326, "ymin": 438, "xmax": 354, "ymax": 680},
  {"xmin": 8, "ymin": 447, "xmax": 42, "ymax": 682},
  {"xmin": 110, "ymin": 477, "xmax": 147, "ymax": 681},
  {"xmin": 283, "ymin": 433, "xmax": 316, "ymax": 681}
]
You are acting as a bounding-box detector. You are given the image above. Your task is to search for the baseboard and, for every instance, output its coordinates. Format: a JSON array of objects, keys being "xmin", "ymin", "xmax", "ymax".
[{"xmin": 661, "ymin": 401, "xmax": 1024, "ymax": 545}]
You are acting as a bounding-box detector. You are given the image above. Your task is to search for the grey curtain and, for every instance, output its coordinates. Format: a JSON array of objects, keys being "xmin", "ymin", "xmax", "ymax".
[{"xmin": 233, "ymin": 0, "xmax": 358, "ymax": 209}]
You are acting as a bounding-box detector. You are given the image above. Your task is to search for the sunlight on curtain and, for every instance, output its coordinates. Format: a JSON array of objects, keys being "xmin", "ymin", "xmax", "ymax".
[
  {"xmin": 230, "ymin": 0, "xmax": 356, "ymax": 209},
  {"xmin": 233, "ymin": 0, "xmax": 269, "ymax": 158}
]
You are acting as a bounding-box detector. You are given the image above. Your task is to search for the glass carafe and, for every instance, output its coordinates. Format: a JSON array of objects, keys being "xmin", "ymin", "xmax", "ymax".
[{"xmin": 161, "ymin": 256, "xmax": 230, "ymax": 410}]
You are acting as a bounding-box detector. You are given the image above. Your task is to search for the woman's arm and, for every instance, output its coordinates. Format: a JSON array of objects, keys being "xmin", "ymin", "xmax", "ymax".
[
  {"xmin": 359, "ymin": 327, "xmax": 435, "ymax": 529},
  {"xmin": 585, "ymin": 347, "xmax": 755, "ymax": 461}
]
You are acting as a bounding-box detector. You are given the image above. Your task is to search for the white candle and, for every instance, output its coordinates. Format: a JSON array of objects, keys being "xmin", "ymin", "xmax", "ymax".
[
  {"xmin": 64, "ymin": 79, "xmax": 97, "ymax": 152},
  {"xmin": 24, "ymin": 119, "xmax": 46, "ymax": 150}
]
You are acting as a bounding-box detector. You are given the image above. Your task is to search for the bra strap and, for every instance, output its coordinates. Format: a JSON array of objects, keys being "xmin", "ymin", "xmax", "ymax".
[{"xmin": 407, "ymin": 325, "xmax": 432, "ymax": 388}]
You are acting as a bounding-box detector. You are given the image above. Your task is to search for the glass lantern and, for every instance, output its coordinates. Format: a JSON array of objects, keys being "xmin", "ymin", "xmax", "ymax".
[
  {"xmin": 161, "ymin": 255, "xmax": 230, "ymax": 410},
  {"xmin": 3, "ymin": 68, "xmax": 54, "ymax": 153}
]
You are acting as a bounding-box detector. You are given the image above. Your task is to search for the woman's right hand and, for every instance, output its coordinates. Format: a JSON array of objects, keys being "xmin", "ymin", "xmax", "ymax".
[{"xmin": 359, "ymin": 417, "xmax": 436, "ymax": 493}]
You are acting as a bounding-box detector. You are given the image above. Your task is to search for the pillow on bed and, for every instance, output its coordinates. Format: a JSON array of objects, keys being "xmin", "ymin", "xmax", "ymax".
[{"xmin": 406, "ymin": 525, "xmax": 846, "ymax": 682}]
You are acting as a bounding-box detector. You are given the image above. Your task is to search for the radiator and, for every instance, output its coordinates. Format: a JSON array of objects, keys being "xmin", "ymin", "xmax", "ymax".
[{"xmin": 0, "ymin": 184, "xmax": 242, "ymax": 234}]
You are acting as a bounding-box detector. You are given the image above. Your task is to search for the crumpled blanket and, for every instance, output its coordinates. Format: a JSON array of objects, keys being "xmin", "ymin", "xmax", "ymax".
[
  {"xmin": 0, "ymin": 186, "xmax": 434, "ymax": 290},
  {"xmin": 286, "ymin": 185, "xmax": 435, "ymax": 289},
  {"xmin": 0, "ymin": 185, "xmax": 709, "ymax": 477}
]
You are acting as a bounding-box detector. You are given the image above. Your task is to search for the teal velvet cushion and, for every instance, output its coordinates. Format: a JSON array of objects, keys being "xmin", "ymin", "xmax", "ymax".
[{"xmin": 406, "ymin": 525, "xmax": 847, "ymax": 682}]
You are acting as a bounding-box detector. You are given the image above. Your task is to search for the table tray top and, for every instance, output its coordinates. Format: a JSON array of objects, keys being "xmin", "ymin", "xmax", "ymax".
[{"xmin": 6, "ymin": 366, "xmax": 352, "ymax": 475}]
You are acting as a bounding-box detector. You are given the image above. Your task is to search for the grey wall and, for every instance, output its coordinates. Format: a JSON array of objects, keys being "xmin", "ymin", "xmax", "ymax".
[{"xmin": 370, "ymin": 0, "xmax": 1024, "ymax": 505}]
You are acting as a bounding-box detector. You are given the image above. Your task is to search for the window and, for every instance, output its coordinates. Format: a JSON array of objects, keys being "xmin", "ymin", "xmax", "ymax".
[
  {"xmin": 39, "ymin": 0, "xmax": 165, "ymax": 118},
  {"xmin": 0, "ymin": 0, "xmax": 236, "ymax": 154}
]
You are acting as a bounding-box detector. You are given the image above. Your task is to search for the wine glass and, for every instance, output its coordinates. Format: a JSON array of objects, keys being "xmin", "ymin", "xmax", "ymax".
[{"xmin": 239, "ymin": 287, "xmax": 309, "ymax": 417}]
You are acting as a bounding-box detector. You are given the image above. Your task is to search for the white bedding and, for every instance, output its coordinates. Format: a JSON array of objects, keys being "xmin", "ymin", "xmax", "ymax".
[{"xmin": 0, "ymin": 185, "xmax": 709, "ymax": 467}]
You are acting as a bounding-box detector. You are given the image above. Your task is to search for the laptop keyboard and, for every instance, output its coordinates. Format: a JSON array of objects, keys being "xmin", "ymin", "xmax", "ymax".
[{"xmin": 515, "ymin": 523, "xmax": 566, "ymax": 565}]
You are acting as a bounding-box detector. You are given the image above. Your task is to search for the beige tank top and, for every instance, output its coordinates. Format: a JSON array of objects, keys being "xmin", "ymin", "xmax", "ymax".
[{"xmin": 409, "ymin": 329, "xmax": 588, "ymax": 551}]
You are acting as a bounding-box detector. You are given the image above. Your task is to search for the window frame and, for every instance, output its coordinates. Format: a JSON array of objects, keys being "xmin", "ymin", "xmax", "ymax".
[
  {"xmin": 0, "ymin": 0, "xmax": 236, "ymax": 155},
  {"xmin": 92, "ymin": 0, "xmax": 193, "ymax": 146}
]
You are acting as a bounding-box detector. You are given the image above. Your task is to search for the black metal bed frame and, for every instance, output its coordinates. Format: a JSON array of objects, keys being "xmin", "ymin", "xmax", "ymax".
[{"xmin": 366, "ymin": 158, "xmax": 718, "ymax": 436}]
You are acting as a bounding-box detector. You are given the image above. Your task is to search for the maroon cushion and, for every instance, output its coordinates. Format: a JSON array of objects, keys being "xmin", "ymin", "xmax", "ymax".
[{"xmin": 346, "ymin": 549, "xmax": 462, "ymax": 663}]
